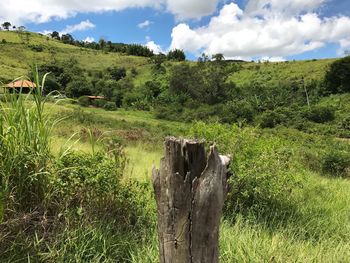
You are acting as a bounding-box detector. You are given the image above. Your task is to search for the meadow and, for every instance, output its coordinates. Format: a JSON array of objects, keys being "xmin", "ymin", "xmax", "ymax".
[{"xmin": 0, "ymin": 31, "xmax": 349, "ymax": 262}]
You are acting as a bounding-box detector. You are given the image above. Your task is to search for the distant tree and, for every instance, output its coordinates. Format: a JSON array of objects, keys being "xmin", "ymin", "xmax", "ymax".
[
  {"xmin": 167, "ymin": 49, "xmax": 186, "ymax": 61},
  {"xmin": 99, "ymin": 38, "xmax": 106, "ymax": 50},
  {"xmin": 51, "ymin": 31, "xmax": 60, "ymax": 40},
  {"xmin": 61, "ymin": 33, "xmax": 74, "ymax": 44},
  {"xmin": 12, "ymin": 25, "xmax": 16, "ymax": 30},
  {"xmin": 107, "ymin": 66, "xmax": 126, "ymax": 81},
  {"xmin": 198, "ymin": 53, "xmax": 210, "ymax": 63},
  {"xmin": 324, "ymin": 56, "xmax": 350, "ymax": 93},
  {"xmin": 212, "ymin": 53, "xmax": 225, "ymax": 62},
  {"xmin": 66, "ymin": 79, "xmax": 93, "ymax": 98},
  {"xmin": 17, "ymin": 26, "xmax": 26, "ymax": 32},
  {"xmin": 126, "ymin": 44, "xmax": 154, "ymax": 57},
  {"xmin": 2, "ymin": 22, "xmax": 11, "ymax": 31}
]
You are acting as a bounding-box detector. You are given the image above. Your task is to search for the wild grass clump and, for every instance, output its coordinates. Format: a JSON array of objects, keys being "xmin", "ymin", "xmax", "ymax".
[
  {"xmin": 189, "ymin": 122, "xmax": 303, "ymax": 217},
  {"xmin": 0, "ymin": 72, "xmax": 53, "ymax": 211},
  {"xmin": 0, "ymin": 73, "xmax": 155, "ymax": 262}
]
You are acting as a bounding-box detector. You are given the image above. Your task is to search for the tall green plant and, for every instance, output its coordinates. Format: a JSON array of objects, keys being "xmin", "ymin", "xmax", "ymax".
[{"xmin": 0, "ymin": 68, "xmax": 54, "ymax": 211}]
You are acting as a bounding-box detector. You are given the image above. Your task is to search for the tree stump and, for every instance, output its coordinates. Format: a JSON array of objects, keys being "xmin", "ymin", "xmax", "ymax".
[{"xmin": 152, "ymin": 137, "xmax": 230, "ymax": 263}]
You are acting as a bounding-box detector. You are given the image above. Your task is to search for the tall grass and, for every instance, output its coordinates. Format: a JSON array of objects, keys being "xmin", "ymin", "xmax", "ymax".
[{"xmin": 0, "ymin": 70, "xmax": 53, "ymax": 211}]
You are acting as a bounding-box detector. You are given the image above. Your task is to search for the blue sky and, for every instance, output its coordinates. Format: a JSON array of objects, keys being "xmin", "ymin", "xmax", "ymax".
[{"xmin": 1, "ymin": 0, "xmax": 350, "ymax": 61}]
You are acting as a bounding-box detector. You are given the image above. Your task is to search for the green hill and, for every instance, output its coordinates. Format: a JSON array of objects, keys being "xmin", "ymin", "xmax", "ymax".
[
  {"xmin": 0, "ymin": 30, "xmax": 335, "ymax": 86},
  {"xmin": 0, "ymin": 31, "xmax": 153, "ymax": 85}
]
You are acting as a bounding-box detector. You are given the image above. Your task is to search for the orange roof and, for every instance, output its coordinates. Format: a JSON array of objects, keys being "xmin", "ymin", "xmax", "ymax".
[
  {"xmin": 6, "ymin": 80, "xmax": 37, "ymax": 88},
  {"xmin": 87, "ymin": 96, "xmax": 105, "ymax": 100}
]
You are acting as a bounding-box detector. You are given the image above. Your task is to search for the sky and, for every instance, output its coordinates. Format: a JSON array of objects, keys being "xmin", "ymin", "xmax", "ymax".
[{"xmin": 1, "ymin": 0, "xmax": 350, "ymax": 61}]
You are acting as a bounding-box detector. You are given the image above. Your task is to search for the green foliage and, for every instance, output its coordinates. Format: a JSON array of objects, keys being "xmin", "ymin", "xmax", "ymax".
[
  {"xmin": 306, "ymin": 106, "xmax": 335, "ymax": 123},
  {"xmin": 322, "ymin": 151, "xmax": 350, "ymax": 177},
  {"xmin": 107, "ymin": 66, "xmax": 126, "ymax": 81},
  {"xmin": 325, "ymin": 55, "xmax": 350, "ymax": 93},
  {"xmin": 104, "ymin": 101, "xmax": 117, "ymax": 111},
  {"xmin": 77, "ymin": 96, "xmax": 90, "ymax": 107},
  {"xmin": 167, "ymin": 49, "xmax": 186, "ymax": 61},
  {"xmin": 189, "ymin": 122, "xmax": 302, "ymax": 215},
  {"xmin": 0, "ymin": 72, "xmax": 52, "ymax": 211},
  {"xmin": 29, "ymin": 44, "xmax": 44, "ymax": 52},
  {"xmin": 222, "ymin": 100, "xmax": 256, "ymax": 123},
  {"xmin": 259, "ymin": 110, "xmax": 285, "ymax": 128},
  {"xmin": 66, "ymin": 79, "xmax": 93, "ymax": 98}
]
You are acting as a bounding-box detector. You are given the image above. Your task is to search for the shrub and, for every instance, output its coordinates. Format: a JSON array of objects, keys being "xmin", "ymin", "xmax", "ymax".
[
  {"xmin": 222, "ymin": 100, "xmax": 255, "ymax": 123},
  {"xmin": 259, "ymin": 110, "xmax": 285, "ymax": 128},
  {"xmin": 51, "ymin": 150, "xmax": 127, "ymax": 214},
  {"xmin": 189, "ymin": 122, "xmax": 302, "ymax": 216},
  {"xmin": 324, "ymin": 56, "xmax": 350, "ymax": 93},
  {"xmin": 66, "ymin": 80, "xmax": 92, "ymax": 98},
  {"xmin": 0, "ymin": 74, "xmax": 52, "ymax": 211},
  {"xmin": 29, "ymin": 44, "xmax": 44, "ymax": 52},
  {"xmin": 92, "ymin": 99, "xmax": 108, "ymax": 108},
  {"xmin": 104, "ymin": 102, "xmax": 117, "ymax": 111},
  {"xmin": 77, "ymin": 96, "xmax": 90, "ymax": 107},
  {"xmin": 306, "ymin": 106, "xmax": 335, "ymax": 123},
  {"xmin": 322, "ymin": 151, "xmax": 350, "ymax": 177}
]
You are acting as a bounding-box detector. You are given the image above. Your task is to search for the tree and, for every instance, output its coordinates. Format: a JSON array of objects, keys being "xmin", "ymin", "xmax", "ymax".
[
  {"xmin": 324, "ymin": 56, "xmax": 350, "ymax": 93},
  {"xmin": 50, "ymin": 31, "xmax": 60, "ymax": 40},
  {"xmin": 61, "ymin": 34, "xmax": 74, "ymax": 44},
  {"xmin": 167, "ymin": 49, "xmax": 186, "ymax": 61},
  {"xmin": 66, "ymin": 79, "xmax": 93, "ymax": 98},
  {"xmin": 212, "ymin": 53, "xmax": 225, "ymax": 62},
  {"xmin": 107, "ymin": 66, "xmax": 126, "ymax": 81},
  {"xmin": 17, "ymin": 26, "xmax": 26, "ymax": 32},
  {"xmin": 2, "ymin": 22, "xmax": 11, "ymax": 31},
  {"xmin": 99, "ymin": 38, "xmax": 106, "ymax": 50}
]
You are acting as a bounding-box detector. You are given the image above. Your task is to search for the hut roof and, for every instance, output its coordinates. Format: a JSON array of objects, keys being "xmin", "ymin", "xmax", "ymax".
[
  {"xmin": 87, "ymin": 96, "xmax": 105, "ymax": 100},
  {"xmin": 5, "ymin": 80, "xmax": 37, "ymax": 88}
]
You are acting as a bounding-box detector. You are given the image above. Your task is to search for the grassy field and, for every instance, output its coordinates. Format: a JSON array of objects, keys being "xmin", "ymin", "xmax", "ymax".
[
  {"xmin": 41, "ymin": 100, "xmax": 350, "ymax": 262},
  {"xmin": 0, "ymin": 30, "xmax": 349, "ymax": 262},
  {"xmin": 0, "ymin": 31, "xmax": 335, "ymax": 88},
  {"xmin": 0, "ymin": 31, "xmax": 152, "ymax": 84}
]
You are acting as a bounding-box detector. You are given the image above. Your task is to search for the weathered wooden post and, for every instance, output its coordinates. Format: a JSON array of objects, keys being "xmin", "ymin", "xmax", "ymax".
[{"xmin": 152, "ymin": 137, "xmax": 230, "ymax": 263}]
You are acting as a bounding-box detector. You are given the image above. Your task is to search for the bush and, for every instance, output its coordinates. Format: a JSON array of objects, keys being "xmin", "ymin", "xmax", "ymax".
[
  {"xmin": 322, "ymin": 151, "xmax": 350, "ymax": 177},
  {"xmin": 306, "ymin": 106, "xmax": 335, "ymax": 123},
  {"xmin": 92, "ymin": 99, "xmax": 108, "ymax": 108},
  {"xmin": 259, "ymin": 110, "xmax": 285, "ymax": 128},
  {"xmin": 189, "ymin": 122, "xmax": 302, "ymax": 216},
  {"xmin": 29, "ymin": 44, "xmax": 44, "ymax": 52},
  {"xmin": 51, "ymin": 150, "xmax": 127, "ymax": 214},
  {"xmin": 77, "ymin": 96, "xmax": 90, "ymax": 107},
  {"xmin": 104, "ymin": 102, "xmax": 117, "ymax": 111},
  {"xmin": 222, "ymin": 100, "xmax": 255, "ymax": 123},
  {"xmin": 66, "ymin": 80, "xmax": 93, "ymax": 98},
  {"xmin": 324, "ymin": 56, "xmax": 350, "ymax": 93}
]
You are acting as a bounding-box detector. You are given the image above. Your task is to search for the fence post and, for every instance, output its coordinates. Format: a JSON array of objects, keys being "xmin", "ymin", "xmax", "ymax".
[{"xmin": 152, "ymin": 137, "xmax": 230, "ymax": 263}]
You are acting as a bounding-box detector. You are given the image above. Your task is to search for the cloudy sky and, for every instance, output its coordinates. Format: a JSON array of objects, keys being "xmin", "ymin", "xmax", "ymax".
[{"xmin": 1, "ymin": 0, "xmax": 350, "ymax": 61}]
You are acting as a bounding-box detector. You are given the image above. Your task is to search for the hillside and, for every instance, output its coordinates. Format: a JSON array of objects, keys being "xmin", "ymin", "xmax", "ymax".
[
  {"xmin": 0, "ymin": 31, "xmax": 334, "ymax": 86},
  {"xmin": 0, "ymin": 31, "xmax": 153, "ymax": 85}
]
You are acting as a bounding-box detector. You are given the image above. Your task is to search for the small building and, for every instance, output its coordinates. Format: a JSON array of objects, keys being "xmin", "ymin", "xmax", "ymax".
[
  {"xmin": 87, "ymin": 95, "xmax": 105, "ymax": 102},
  {"xmin": 4, "ymin": 80, "xmax": 37, "ymax": 93}
]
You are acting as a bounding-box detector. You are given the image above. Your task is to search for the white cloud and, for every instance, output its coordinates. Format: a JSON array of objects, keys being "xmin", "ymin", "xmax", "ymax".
[
  {"xmin": 170, "ymin": 2, "xmax": 350, "ymax": 59},
  {"xmin": 165, "ymin": 0, "xmax": 219, "ymax": 20},
  {"xmin": 245, "ymin": 0, "xmax": 326, "ymax": 16},
  {"xmin": 0, "ymin": 0, "xmax": 218, "ymax": 24},
  {"xmin": 84, "ymin": 36, "xmax": 95, "ymax": 43},
  {"xmin": 61, "ymin": 20, "xmax": 95, "ymax": 34},
  {"xmin": 138, "ymin": 20, "xmax": 152, "ymax": 29},
  {"xmin": 261, "ymin": 56, "xmax": 286, "ymax": 62},
  {"xmin": 145, "ymin": 40, "xmax": 164, "ymax": 54}
]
